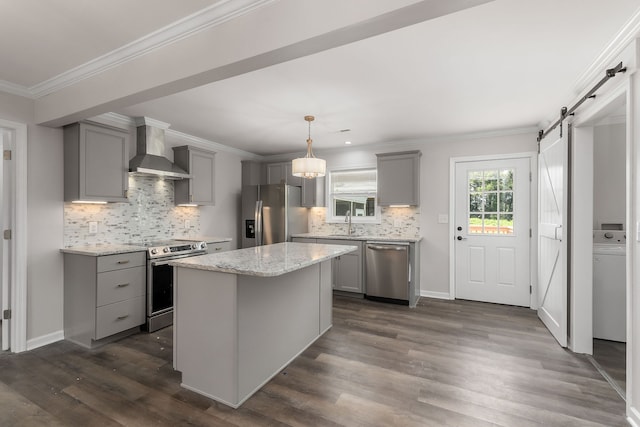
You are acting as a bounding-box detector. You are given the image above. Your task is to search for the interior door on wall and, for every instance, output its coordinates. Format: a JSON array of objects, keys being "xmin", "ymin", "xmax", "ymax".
[
  {"xmin": 537, "ymin": 126, "xmax": 568, "ymax": 347},
  {"xmin": 0, "ymin": 128, "xmax": 11, "ymax": 351},
  {"xmin": 454, "ymin": 157, "xmax": 531, "ymax": 306}
]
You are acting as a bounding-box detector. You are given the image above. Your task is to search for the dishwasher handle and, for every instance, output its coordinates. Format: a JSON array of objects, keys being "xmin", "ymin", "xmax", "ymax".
[{"xmin": 367, "ymin": 244, "xmax": 407, "ymax": 251}]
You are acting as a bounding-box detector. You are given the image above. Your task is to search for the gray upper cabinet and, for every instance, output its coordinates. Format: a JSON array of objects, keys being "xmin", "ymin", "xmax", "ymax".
[
  {"xmin": 376, "ymin": 150, "xmax": 421, "ymax": 206},
  {"xmin": 173, "ymin": 146, "xmax": 216, "ymax": 205},
  {"xmin": 241, "ymin": 160, "xmax": 265, "ymax": 186},
  {"xmin": 301, "ymin": 176, "xmax": 325, "ymax": 207},
  {"xmin": 243, "ymin": 160, "xmax": 325, "ymax": 207},
  {"xmin": 266, "ymin": 162, "xmax": 302, "ymax": 186},
  {"xmin": 64, "ymin": 122, "xmax": 130, "ymax": 202}
]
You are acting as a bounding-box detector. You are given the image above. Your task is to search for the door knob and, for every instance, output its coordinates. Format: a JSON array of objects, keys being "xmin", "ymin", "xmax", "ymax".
[
  {"xmin": 456, "ymin": 236, "xmax": 466, "ymax": 241},
  {"xmin": 457, "ymin": 226, "xmax": 462, "ymax": 231}
]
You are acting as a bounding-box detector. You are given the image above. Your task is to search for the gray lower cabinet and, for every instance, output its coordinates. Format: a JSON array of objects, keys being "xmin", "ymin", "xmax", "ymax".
[
  {"xmin": 292, "ymin": 237, "xmax": 317, "ymax": 244},
  {"xmin": 64, "ymin": 252, "xmax": 146, "ymax": 348},
  {"xmin": 64, "ymin": 122, "xmax": 130, "ymax": 202},
  {"xmin": 173, "ymin": 146, "xmax": 216, "ymax": 205},
  {"xmin": 316, "ymin": 239, "xmax": 363, "ymax": 293},
  {"xmin": 376, "ymin": 150, "xmax": 421, "ymax": 206}
]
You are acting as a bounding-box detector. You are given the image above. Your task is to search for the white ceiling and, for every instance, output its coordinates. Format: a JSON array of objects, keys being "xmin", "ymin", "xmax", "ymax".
[{"xmin": 2, "ymin": 0, "xmax": 639, "ymax": 156}]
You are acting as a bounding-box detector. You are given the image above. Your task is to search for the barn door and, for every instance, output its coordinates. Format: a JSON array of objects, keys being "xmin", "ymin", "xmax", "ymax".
[{"xmin": 537, "ymin": 126, "xmax": 569, "ymax": 347}]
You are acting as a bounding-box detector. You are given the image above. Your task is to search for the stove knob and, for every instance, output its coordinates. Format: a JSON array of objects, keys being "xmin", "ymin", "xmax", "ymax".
[
  {"xmin": 192, "ymin": 244, "xmax": 197, "ymax": 250},
  {"xmin": 150, "ymin": 249, "xmax": 157, "ymax": 255},
  {"xmin": 201, "ymin": 242, "xmax": 207, "ymax": 250},
  {"xmin": 163, "ymin": 247, "xmax": 170, "ymax": 253}
]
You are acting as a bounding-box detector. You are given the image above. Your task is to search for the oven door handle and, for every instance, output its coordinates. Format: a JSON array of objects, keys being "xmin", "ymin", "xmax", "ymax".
[{"xmin": 150, "ymin": 252, "xmax": 206, "ymax": 267}]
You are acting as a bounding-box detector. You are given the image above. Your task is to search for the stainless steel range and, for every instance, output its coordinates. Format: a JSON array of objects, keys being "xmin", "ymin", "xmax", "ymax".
[{"xmin": 133, "ymin": 240, "xmax": 207, "ymax": 332}]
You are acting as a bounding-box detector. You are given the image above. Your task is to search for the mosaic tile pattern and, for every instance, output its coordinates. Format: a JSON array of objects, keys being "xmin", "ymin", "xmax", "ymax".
[
  {"xmin": 64, "ymin": 176, "xmax": 201, "ymax": 246},
  {"xmin": 308, "ymin": 206, "xmax": 420, "ymax": 238}
]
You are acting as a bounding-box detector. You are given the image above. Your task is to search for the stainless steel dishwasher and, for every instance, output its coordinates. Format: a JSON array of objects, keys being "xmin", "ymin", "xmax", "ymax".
[{"xmin": 365, "ymin": 242, "xmax": 409, "ymax": 304}]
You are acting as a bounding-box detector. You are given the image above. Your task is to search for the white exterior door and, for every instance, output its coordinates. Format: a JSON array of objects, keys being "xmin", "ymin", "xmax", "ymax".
[
  {"xmin": 537, "ymin": 128, "xmax": 568, "ymax": 347},
  {"xmin": 454, "ymin": 157, "xmax": 531, "ymax": 306}
]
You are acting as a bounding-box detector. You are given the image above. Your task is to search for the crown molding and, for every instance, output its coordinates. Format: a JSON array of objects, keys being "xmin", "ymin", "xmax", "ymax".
[
  {"xmin": 3, "ymin": 0, "xmax": 276, "ymax": 99},
  {"xmin": 573, "ymin": 7, "xmax": 640, "ymax": 93},
  {"xmin": 164, "ymin": 128, "xmax": 262, "ymax": 160},
  {"xmin": 0, "ymin": 80, "xmax": 36, "ymax": 99},
  {"xmin": 264, "ymin": 125, "xmax": 539, "ymax": 161},
  {"xmin": 90, "ymin": 112, "xmax": 262, "ymax": 159}
]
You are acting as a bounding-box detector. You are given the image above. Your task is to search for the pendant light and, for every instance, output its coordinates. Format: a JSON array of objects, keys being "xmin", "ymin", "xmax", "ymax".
[{"xmin": 292, "ymin": 115, "xmax": 326, "ymax": 179}]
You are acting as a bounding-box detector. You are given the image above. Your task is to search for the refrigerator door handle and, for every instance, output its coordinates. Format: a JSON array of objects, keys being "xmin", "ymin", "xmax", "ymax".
[{"xmin": 255, "ymin": 200, "xmax": 263, "ymax": 246}]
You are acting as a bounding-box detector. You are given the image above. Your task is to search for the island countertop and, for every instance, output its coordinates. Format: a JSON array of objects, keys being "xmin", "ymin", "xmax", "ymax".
[
  {"xmin": 169, "ymin": 242, "xmax": 356, "ymax": 277},
  {"xmin": 292, "ymin": 233, "xmax": 422, "ymax": 243}
]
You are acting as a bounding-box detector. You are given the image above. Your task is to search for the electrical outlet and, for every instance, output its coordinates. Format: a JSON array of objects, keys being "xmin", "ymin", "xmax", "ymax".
[
  {"xmin": 438, "ymin": 214, "xmax": 449, "ymax": 224},
  {"xmin": 88, "ymin": 221, "xmax": 98, "ymax": 234},
  {"xmin": 393, "ymin": 219, "xmax": 402, "ymax": 228},
  {"xmin": 184, "ymin": 219, "xmax": 191, "ymax": 229}
]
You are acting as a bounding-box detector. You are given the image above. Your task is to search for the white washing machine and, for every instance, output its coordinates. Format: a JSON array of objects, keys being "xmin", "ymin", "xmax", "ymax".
[{"xmin": 593, "ymin": 230, "xmax": 626, "ymax": 342}]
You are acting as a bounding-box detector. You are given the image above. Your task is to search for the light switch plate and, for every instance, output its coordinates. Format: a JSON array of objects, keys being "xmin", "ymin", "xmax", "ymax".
[
  {"xmin": 438, "ymin": 214, "xmax": 449, "ymax": 224},
  {"xmin": 393, "ymin": 219, "xmax": 402, "ymax": 228},
  {"xmin": 184, "ymin": 219, "xmax": 191, "ymax": 229},
  {"xmin": 88, "ymin": 221, "xmax": 98, "ymax": 234}
]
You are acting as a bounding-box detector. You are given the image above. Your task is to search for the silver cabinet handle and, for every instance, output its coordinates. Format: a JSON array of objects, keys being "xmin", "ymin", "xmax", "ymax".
[
  {"xmin": 117, "ymin": 260, "xmax": 130, "ymax": 265},
  {"xmin": 367, "ymin": 245, "xmax": 406, "ymax": 251},
  {"xmin": 116, "ymin": 314, "xmax": 129, "ymax": 320},
  {"xmin": 116, "ymin": 283, "xmax": 130, "ymax": 288}
]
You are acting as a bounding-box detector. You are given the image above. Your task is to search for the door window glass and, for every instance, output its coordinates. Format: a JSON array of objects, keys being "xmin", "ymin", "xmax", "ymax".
[{"xmin": 468, "ymin": 169, "xmax": 514, "ymax": 235}]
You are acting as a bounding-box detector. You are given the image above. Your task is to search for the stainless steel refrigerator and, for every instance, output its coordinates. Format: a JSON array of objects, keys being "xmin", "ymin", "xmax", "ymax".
[{"xmin": 241, "ymin": 184, "xmax": 308, "ymax": 248}]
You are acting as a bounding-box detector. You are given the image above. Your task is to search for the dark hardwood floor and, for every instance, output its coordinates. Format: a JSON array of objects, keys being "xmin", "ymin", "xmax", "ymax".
[
  {"xmin": 0, "ymin": 296, "xmax": 628, "ymax": 426},
  {"xmin": 593, "ymin": 338, "xmax": 626, "ymax": 394}
]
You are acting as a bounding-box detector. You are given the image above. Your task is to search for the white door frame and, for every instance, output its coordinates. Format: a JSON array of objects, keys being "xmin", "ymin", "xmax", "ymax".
[
  {"xmin": 0, "ymin": 118, "xmax": 27, "ymax": 353},
  {"xmin": 570, "ymin": 81, "xmax": 629, "ymax": 350},
  {"xmin": 450, "ymin": 152, "xmax": 538, "ymax": 307}
]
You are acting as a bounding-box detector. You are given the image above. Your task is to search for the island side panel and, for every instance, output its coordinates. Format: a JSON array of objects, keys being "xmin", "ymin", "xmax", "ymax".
[
  {"xmin": 319, "ymin": 260, "xmax": 332, "ymax": 334},
  {"xmin": 237, "ymin": 264, "xmax": 321, "ymax": 402},
  {"xmin": 174, "ymin": 267, "xmax": 239, "ymax": 406}
]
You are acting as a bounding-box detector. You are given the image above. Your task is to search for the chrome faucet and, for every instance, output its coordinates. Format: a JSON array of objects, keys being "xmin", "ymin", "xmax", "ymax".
[{"xmin": 345, "ymin": 209, "xmax": 352, "ymax": 236}]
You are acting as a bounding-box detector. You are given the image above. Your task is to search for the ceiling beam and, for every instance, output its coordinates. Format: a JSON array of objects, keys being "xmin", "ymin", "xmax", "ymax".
[{"xmin": 34, "ymin": 0, "xmax": 494, "ymax": 127}]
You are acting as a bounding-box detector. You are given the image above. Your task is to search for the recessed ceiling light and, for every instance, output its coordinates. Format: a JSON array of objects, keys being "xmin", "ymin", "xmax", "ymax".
[{"xmin": 344, "ymin": 141, "xmax": 352, "ymax": 145}]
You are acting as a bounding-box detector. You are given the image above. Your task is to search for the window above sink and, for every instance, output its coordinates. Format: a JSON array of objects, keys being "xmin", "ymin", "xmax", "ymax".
[{"xmin": 326, "ymin": 168, "xmax": 381, "ymax": 224}]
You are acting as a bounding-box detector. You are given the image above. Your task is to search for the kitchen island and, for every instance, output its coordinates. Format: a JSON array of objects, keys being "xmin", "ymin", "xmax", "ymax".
[{"xmin": 169, "ymin": 242, "xmax": 357, "ymax": 408}]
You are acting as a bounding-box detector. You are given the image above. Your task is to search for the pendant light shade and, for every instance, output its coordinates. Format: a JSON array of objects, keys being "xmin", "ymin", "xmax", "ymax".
[{"xmin": 292, "ymin": 115, "xmax": 326, "ymax": 179}]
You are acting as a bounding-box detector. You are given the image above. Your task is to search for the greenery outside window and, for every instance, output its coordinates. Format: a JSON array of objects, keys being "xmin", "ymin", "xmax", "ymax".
[{"xmin": 326, "ymin": 168, "xmax": 380, "ymax": 223}]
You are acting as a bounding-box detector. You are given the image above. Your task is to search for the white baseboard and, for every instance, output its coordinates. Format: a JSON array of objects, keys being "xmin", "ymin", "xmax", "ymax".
[
  {"xmin": 420, "ymin": 290, "xmax": 453, "ymax": 300},
  {"xmin": 27, "ymin": 330, "xmax": 64, "ymax": 351},
  {"xmin": 628, "ymin": 406, "xmax": 640, "ymax": 427}
]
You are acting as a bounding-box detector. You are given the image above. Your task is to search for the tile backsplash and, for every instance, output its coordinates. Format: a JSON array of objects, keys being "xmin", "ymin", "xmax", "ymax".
[
  {"xmin": 64, "ymin": 176, "xmax": 201, "ymax": 246},
  {"xmin": 308, "ymin": 206, "xmax": 420, "ymax": 237}
]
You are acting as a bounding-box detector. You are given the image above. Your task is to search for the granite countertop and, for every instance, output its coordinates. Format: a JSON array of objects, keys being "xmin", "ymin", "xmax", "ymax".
[
  {"xmin": 174, "ymin": 236, "xmax": 232, "ymax": 244},
  {"xmin": 292, "ymin": 233, "xmax": 422, "ymax": 243},
  {"xmin": 169, "ymin": 242, "xmax": 357, "ymax": 277},
  {"xmin": 60, "ymin": 244, "xmax": 147, "ymax": 256}
]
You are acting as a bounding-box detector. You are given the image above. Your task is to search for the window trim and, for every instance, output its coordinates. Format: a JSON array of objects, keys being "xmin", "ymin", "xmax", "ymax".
[{"xmin": 325, "ymin": 167, "xmax": 381, "ymax": 224}]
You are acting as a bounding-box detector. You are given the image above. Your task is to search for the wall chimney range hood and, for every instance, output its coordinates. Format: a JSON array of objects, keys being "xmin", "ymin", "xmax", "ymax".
[{"xmin": 129, "ymin": 117, "xmax": 191, "ymax": 180}]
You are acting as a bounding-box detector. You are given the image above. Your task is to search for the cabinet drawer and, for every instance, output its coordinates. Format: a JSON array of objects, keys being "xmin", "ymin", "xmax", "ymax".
[
  {"xmin": 97, "ymin": 252, "xmax": 145, "ymax": 272},
  {"xmin": 96, "ymin": 266, "xmax": 145, "ymax": 307},
  {"xmin": 207, "ymin": 241, "xmax": 230, "ymax": 254},
  {"xmin": 95, "ymin": 296, "xmax": 145, "ymax": 340}
]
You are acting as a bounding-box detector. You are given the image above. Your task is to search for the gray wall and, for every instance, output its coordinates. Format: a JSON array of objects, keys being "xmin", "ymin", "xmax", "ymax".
[
  {"xmin": 593, "ymin": 123, "xmax": 626, "ymax": 229},
  {"xmin": 0, "ymin": 95, "xmax": 245, "ymax": 347},
  {"xmin": 0, "ymin": 92, "xmax": 66, "ymax": 344},
  {"xmin": 311, "ymin": 130, "xmax": 536, "ymax": 296}
]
